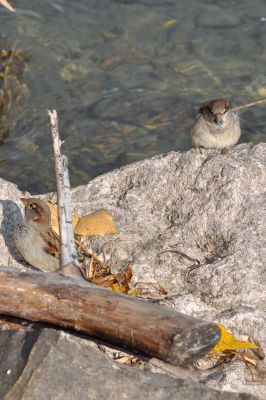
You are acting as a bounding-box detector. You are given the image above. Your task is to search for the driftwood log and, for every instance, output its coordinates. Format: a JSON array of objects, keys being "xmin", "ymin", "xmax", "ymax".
[{"xmin": 0, "ymin": 267, "xmax": 220, "ymax": 366}]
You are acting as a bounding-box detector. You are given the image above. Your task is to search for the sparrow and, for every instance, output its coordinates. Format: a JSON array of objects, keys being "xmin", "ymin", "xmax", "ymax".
[
  {"xmin": 14, "ymin": 198, "xmax": 60, "ymax": 272},
  {"xmin": 190, "ymin": 99, "xmax": 241, "ymax": 150}
]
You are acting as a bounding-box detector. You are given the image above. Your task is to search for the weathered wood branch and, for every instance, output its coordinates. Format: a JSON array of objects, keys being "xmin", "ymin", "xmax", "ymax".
[
  {"xmin": 231, "ymin": 97, "xmax": 266, "ymax": 112},
  {"xmin": 0, "ymin": 0, "xmax": 15, "ymax": 12},
  {"xmin": 48, "ymin": 110, "xmax": 79, "ymax": 269},
  {"xmin": 0, "ymin": 267, "xmax": 220, "ymax": 366}
]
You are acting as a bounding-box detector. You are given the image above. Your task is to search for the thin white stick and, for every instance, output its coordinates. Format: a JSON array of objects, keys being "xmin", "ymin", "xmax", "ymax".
[
  {"xmin": 62, "ymin": 155, "xmax": 79, "ymax": 265},
  {"xmin": 149, "ymin": 357, "xmax": 203, "ymax": 382},
  {"xmin": 0, "ymin": 0, "xmax": 15, "ymax": 12},
  {"xmin": 231, "ymin": 98, "xmax": 266, "ymax": 112},
  {"xmin": 48, "ymin": 110, "xmax": 79, "ymax": 269}
]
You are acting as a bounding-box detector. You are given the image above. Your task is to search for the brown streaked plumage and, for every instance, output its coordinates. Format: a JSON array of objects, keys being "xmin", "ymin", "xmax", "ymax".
[{"xmin": 14, "ymin": 198, "xmax": 60, "ymax": 272}]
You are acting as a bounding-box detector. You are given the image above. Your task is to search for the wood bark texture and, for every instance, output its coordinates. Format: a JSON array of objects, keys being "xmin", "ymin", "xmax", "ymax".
[{"xmin": 0, "ymin": 267, "xmax": 220, "ymax": 366}]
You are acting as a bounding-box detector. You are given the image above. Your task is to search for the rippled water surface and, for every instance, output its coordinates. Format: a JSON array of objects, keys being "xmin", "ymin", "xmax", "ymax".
[{"xmin": 0, "ymin": 0, "xmax": 266, "ymax": 193}]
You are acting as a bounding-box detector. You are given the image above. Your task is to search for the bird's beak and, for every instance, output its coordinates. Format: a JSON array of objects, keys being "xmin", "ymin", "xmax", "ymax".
[
  {"xmin": 20, "ymin": 198, "xmax": 28, "ymax": 207},
  {"xmin": 214, "ymin": 114, "xmax": 223, "ymax": 125}
]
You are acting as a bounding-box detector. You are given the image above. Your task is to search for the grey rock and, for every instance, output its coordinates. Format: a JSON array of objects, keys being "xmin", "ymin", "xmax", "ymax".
[
  {"xmin": 197, "ymin": 8, "xmax": 242, "ymax": 29},
  {"xmin": 0, "ymin": 328, "xmax": 40, "ymax": 399},
  {"xmin": 1, "ymin": 328, "xmax": 259, "ymax": 400},
  {"xmin": 0, "ymin": 143, "xmax": 265, "ymax": 398}
]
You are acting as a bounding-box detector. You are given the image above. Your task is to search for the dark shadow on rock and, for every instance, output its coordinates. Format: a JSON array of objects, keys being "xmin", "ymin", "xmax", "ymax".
[
  {"xmin": 0, "ymin": 199, "xmax": 25, "ymax": 266},
  {"xmin": 0, "ymin": 326, "xmax": 41, "ymax": 399}
]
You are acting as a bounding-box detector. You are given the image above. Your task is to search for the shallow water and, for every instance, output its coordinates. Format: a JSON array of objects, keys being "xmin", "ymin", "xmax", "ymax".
[{"xmin": 0, "ymin": 0, "xmax": 265, "ymax": 193}]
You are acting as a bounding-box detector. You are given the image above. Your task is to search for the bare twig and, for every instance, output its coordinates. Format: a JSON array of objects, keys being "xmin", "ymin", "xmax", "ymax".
[
  {"xmin": 75, "ymin": 239, "xmax": 103, "ymax": 265},
  {"xmin": 148, "ymin": 357, "xmax": 204, "ymax": 382},
  {"xmin": 231, "ymin": 98, "xmax": 266, "ymax": 112},
  {"xmin": 88, "ymin": 253, "xmax": 95, "ymax": 280},
  {"xmin": 157, "ymin": 249, "xmax": 201, "ymax": 266},
  {"xmin": 0, "ymin": 0, "xmax": 15, "ymax": 12},
  {"xmin": 48, "ymin": 110, "xmax": 79, "ymax": 270}
]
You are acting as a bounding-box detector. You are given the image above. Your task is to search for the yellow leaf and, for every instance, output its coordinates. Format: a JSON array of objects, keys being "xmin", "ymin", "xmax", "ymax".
[
  {"xmin": 144, "ymin": 124, "xmax": 157, "ymax": 130},
  {"xmin": 47, "ymin": 202, "xmax": 80, "ymax": 236},
  {"xmin": 128, "ymin": 288, "xmax": 140, "ymax": 297},
  {"xmin": 162, "ymin": 19, "xmax": 177, "ymax": 29},
  {"xmin": 112, "ymin": 282, "xmax": 127, "ymax": 294},
  {"xmin": 210, "ymin": 323, "xmax": 259, "ymax": 353},
  {"xmin": 46, "ymin": 202, "xmax": 116, "ymax": 238},
  {"xmin": 0, "ymin": 0, "xmax": 15, "ymax": 12},
  {"xmin": 257, "ymin": 87, "xmax": 266, "ymax": 97},
  {"xmin": 1, "ymin": 49, "xmax": 8, "ymax": 57},
  {"xmin": 74, "ymin": 209, "xmax": 117, "ymax": 237}
]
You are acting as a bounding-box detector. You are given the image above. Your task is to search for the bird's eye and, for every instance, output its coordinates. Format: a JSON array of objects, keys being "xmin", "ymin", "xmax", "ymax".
[{"xmin": 29, "ymin": 203, "xmax": 36, "ymax": 209}]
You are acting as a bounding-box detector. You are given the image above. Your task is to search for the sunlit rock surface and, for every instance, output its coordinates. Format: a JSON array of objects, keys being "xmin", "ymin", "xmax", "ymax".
[{"xmin": 0, "ymin": 143, "xmax": 265, "ymax": 399}]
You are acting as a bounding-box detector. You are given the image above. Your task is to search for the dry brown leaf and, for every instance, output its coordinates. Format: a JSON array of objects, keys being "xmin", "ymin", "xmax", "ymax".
[
  {"xmin": 242, "ymin": 354, "xmax": 258, "ymax": 367},
  {"xmin": 112, "ymin": 264, "xmax": 133, "ymax": 293},
  {"xmin": 205, "ymin": 349, "xmax": 260, "ymax": 373},
  {"xmin": 47, "ymin": 202, "xmax": 80, "ymax": 236},
  {"xmin": 74, "ymin": 209, "xmax": 117, "ymax": 237},
  {"xmin": 0, "ymin": 0, "xmax": 15, "ymax": 12},
  {"xmin": 115, "ymin": 264, "xmax": 132, "ymax": 285},
  {"xmin": 47, "ymin": 202, "xmax": 116, "ymax": 238},
  {"xmin": 114, "ymin": 355, "xmax": 140, "ymax": 365},
  {"xmin": 89, "ymin": 264, "xmax": 132, "ymax": 294},
  {"xmin": 144, "ymin": 124, "xmax": 158, "ymax": 130},
  {"xmin": 92, "ymin": 274, "xmax": 116, "ymax": 288},
  {"xmin": 257, "ymin": 87, "xmax": 266, "ymax": 97}
]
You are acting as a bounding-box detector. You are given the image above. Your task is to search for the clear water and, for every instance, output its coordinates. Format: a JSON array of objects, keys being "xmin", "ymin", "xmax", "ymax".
[{"xmin": 0, "ymin": 0, "xmax": 265, "ymax": 193}]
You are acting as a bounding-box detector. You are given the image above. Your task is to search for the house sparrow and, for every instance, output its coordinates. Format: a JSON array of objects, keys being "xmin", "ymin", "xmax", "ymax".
[
  {"xmin": 14, "ymin": 198, "xmax": 60, "ymax": 272},
  {"xmin": 190, "ymin": 99, "xmax": 241, "ymax": 150}
]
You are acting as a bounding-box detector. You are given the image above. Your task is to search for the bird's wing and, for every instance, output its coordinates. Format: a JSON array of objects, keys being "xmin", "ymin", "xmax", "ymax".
[{"xmin": 40, "ymin": 228, "xmax": 61, "ymax": 259}]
